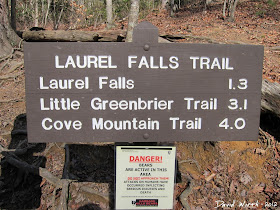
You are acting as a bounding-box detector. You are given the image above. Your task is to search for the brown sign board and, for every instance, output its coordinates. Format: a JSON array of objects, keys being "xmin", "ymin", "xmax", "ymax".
[{"xmin": 24, "ymin": 21, "xmax": 264, "ymax": 143}]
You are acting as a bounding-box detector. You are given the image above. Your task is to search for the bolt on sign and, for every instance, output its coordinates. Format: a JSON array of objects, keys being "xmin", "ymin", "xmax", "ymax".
[
  {"xmin": 115, "ymin": 146, "xmax": 176, "ymax": 210},
  {"xmin": 24, "ymin": 21, "xmax": 264, "ymax": 143}
]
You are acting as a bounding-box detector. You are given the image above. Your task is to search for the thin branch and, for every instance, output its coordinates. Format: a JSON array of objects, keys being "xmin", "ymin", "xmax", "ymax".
[
  {"xmin": 6, "ymin": 61, "xmax": 24, "ymax": 74},
  {"xmin": 0, "ymin": 144, "xmax": 35, "ymax": 156},
  {"xmin": 0, "ymin": 48, "xmax": 14, "ymax": 62},
  {"xmin": 179, "ymin": 174, "xmax": 194, "ymax": 210},
  {"xmin": 4, "ymin": 154, "xmax": 62, "ymax": 186},
  {"xmin": 57, "ymin": 179, "xmax": 70, "ymax": 210},
  {"xmin": 0, "ymin": 71, "xmax": 24, "ymax": 80},
  {"xmin": 179, "ymin": 158, "xmax": 201, "ymax": 170},
  {"xmin": 80, "ymin": 185, "xmax": 110, "ymax": 201},
  {"xmin": 0, "ymin": 60, "xmax": 10, "ymax": 71},
  {"xmin": 0, "ymin": 98, "xmax": 24, "ymax": 103}
]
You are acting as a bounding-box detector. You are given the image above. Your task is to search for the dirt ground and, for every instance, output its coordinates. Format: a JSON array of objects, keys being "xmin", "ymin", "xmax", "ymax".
[{"xmin": 0, "ymin": 0, "xmax": 279, "ymax": 209}]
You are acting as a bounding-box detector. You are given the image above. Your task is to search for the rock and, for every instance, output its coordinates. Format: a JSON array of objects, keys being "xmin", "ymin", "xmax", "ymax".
[{"xmin": 240, "ymin": 172, "xmax": 253, "ymax": 185}]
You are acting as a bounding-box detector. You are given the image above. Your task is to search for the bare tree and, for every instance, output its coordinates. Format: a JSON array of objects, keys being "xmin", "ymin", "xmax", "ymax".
[
  {"xmin": 223, "ymin": 0, "xmax": 239, "ymax": 21},
  {"xmin": 52, "ymin": 1, "xmax": 65, "ymax": 30},
  {"xmin": 162, "ymin": 0, "xmax": 178, "ymax": 17},
  {"xmin": 35, "ymin": 0, "xmax": 39, "ymax": 27},
  {"xmin": 0, "ymin": 0, "xmax": 21, "ymax": 57},
  {"xmin": 170, "ymin": 0, "xmax": 178, "ymax": 17},
  {"xmin": 106, "ymin": 0, "xmax": 114, "ymax": 29},
  {"xmin": 229, "ymin": 0, "xmax": 239, "ymax": 21},
  {"xmin": 44, "ymin": 0, "xmax": 51, "ymax": 27},
  {"xmin": 126, "ymin": 0, "xmax": 139, "ymax": 42}
]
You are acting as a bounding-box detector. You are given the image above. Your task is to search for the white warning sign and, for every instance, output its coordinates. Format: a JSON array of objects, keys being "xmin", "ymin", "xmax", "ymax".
[{"xmin": 115, "ymin": 146, "xmax": 176, "ymax": 209}]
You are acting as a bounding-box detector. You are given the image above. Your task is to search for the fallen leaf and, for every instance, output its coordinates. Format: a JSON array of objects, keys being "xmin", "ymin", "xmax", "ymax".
[
  {"xmin": 229, "ymin": 180, "xmax": 239, "ymax": 194},
  {"xmin": 193, "ymin": 186, "xmax": 201, "ymax": 190},
  {"xmin": 205, "ymin": 173, "xmax": 216, "ymax": 182},
  {"xmin": 264, "ymin": 187, "xmax": 274, "ymax": 193},
  {"xmin": 228, "ymin": 165, "xmax": 234, "ymax": 173},
  {"xmin": 249, "ymin": 184, "xmax": 265, "ymax": 194},
  {"xmin": 40, "ymin": 178, "xmax": 47, "ymax": 187}
]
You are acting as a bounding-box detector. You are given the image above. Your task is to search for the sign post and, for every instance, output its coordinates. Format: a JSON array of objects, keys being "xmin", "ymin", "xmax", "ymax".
[{"xmin": 24, "ymin": 21, "xmax": 263, "ymax": 209}]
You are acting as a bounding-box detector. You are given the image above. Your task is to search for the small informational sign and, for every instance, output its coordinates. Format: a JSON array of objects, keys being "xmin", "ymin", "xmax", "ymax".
[
  {"xmin": 24, "ymin": 21, "xmax": 264, "ymax": 142},
  {"xmin": 115, "ymin": 146, "xmax": 176, "ymax": 210}
]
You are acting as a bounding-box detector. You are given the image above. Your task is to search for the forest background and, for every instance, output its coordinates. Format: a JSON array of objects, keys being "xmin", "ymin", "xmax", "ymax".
[{"xmin": 7, "ymin": 0, "xmax": 266, "ymax": 31}]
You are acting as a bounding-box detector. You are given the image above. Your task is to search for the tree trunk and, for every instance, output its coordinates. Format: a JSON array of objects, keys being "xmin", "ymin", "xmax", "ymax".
[
  {"xmin": 44, "ymin": 0, "xmax": 51, "ymax": 27},
  {"xmin": 106, "ymin": 0, "xmax": 114, "ymax": 29},
  {"xmin": 261, "ymin": 79, "xmax": 280, "ymax": 118},
  {"xmin": 229, "ymin": 0, "xmax": 239, "ymax": 22},
  {"xmin": 126, "ymin": 0, "xmax": 139, "ymax": 42},
  {"xmin": 161, "ymin": 0, "xmax": 169, "ymax": 9},
  {"xmin": 35, "ymin": 0, "xmax": 39, "ymax": 27},
  {"xmin": 0, "ymin": 0, "xmax": 21, "ymax": 57},
  {"xmin": 11, "ymin": 0, "xmax": 16, "ymax": 30},
  {"xmin": 41, "ymin": 0, "xmax": 44, "ymax": 25},
  {"xmin": 261, "ymin": 79, "xmax": 280, "ymax": 139},
  {"xmin": 223, "ymin": 0, "xmax": 227, "ymax": 19},
  {"xmin": 54, "ymin": 5, "xmax": 64, "ymax": 30},
  {"xmin": 22, "ymin": 30, "xmax": 126, "ymax": 42},
  {"xmin": 170, "ymin": 0, "xmax": 175, "ymax": 17}
]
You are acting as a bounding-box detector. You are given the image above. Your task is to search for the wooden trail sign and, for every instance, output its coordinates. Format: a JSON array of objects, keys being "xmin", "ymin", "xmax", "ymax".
[{"xmin": 24, "ymin": 21, "xmax": 263, "ymax": 143}]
